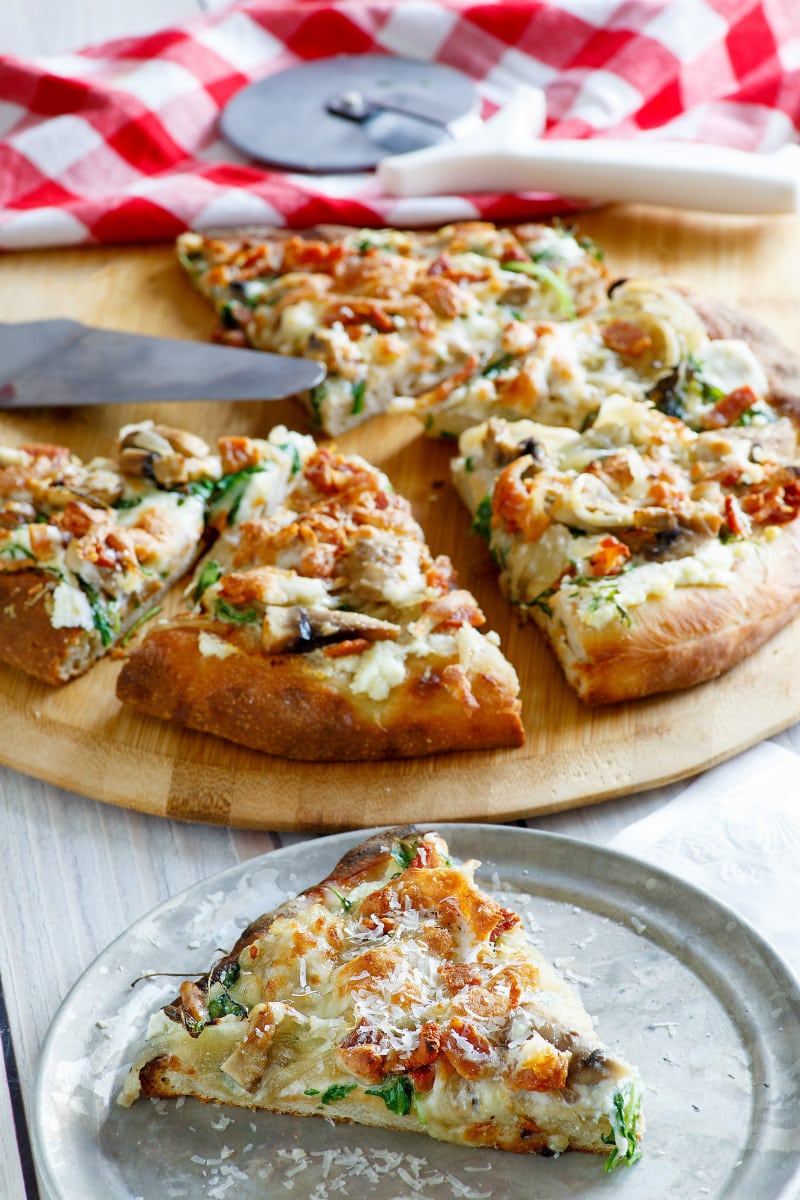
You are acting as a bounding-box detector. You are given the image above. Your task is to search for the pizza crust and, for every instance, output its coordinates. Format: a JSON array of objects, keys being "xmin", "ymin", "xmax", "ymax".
[
  {"xmin": 0, "ymin": 572, "xmax": 104, "ymax": 684},
  {"xmin": 116, "ymin": 624, "xmax": 524, "ymax": 759},
  {"xmin": 686, "ymin": 291, "xmax": 800, "ymax": 427},
  {"xmin": 540, "ymin": 520, "xmax": 800, "ymax": 704}
]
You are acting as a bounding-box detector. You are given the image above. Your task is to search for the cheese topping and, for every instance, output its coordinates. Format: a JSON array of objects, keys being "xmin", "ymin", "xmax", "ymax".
[
  {"xmin": 453, "ymin": 394, "xmax": 799, "ymax": 630},
  {"xmin": 120, "ymin": 831, "xmax": 643, "ymax": 1166},
  {"xmin": 178, "ymin": 222, "xmax": 608, "ymax": 435}
]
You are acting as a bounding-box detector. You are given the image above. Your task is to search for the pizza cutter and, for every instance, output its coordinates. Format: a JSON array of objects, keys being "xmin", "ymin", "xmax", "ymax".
[
  {"xmin": 378, "ymin": 85, "xmax": 800, "ymax": 215},
  {"xmin": 220, "ymin": 55, "xmax": 481, "ymax": 173},
  {"xmin": 221, "ymin": 55, "xmax": 799, "ymax": 214}
]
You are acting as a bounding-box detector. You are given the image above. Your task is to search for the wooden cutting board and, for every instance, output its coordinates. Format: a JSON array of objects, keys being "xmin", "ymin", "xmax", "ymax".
[{"xmin": 1, "ymin": 205, "xmax": 799, "ymax": 831}]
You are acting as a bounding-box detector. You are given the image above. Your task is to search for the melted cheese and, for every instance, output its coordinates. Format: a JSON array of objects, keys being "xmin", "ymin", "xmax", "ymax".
[{"xmin": 121, "ymin": 832, "xmax": 641, "ymax": 1165}]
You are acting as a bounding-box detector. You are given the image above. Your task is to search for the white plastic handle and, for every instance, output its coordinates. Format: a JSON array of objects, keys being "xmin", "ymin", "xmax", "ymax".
[{"xmin": 377, "ymin": 89, "xmax": 800, "ymax": 214}]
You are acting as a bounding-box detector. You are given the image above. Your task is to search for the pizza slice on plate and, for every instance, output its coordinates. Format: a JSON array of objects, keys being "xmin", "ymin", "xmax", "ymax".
[
  {"xmin": 452, "ymin": 396, "xmax": 800, "ymax": 703},
  {"xmin": 119, "ymin": 827, "xmax": 643, "ymax": 1168},
  {"xmin": 420, "ymin": 277, "xmax": 795, "ymax": 438},
  {"xmin": 0, "ymin": 422, "xmax": 220, "ymax": 683},
  {"xmin": 116, "ymin": 427, "xmax": 523, "ymax": 759},
  {"xmin": 176, "ymin": 220, "xmax": 607, "ymax": 435}
]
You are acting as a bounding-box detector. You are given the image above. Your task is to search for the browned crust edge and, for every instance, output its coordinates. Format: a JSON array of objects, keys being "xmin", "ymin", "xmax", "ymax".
[
  {"xmin": 137, "ymin": 1055, "xmax": 608, "ymax": 1154},
  {"xmin": 538, "ymin": 520, "xmax": 800, "ymax": 704},
  {"xmin": 116, "ymin": 625, "xmax": 524, "ymax": 760},
  {"xmin": 0, "ymin": 572, "xmax": 100, "ymax": 684},
  {"xmin": 687, "ymin": 290, "xmax": 800, "ymax": 426}
]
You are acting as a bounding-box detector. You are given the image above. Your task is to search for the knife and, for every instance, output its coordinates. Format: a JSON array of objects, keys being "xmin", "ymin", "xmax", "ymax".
[{"xmin": 0, "ymin": 319, "xmax": 325, "ymax": 408}]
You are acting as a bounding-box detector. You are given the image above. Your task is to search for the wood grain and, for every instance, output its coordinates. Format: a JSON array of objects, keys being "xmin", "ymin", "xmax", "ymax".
[{"xmin": 1, "ymin": 206, "xmax": 799, "ymax": 830}]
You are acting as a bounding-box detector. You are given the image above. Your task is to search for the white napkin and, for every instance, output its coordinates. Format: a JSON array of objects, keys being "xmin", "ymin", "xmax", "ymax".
[{"xmin": 611, "ymin": 741, "xmax": 800, "ymax": 978}]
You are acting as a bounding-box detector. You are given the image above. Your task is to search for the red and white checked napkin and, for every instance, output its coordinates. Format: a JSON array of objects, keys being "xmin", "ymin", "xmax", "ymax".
[{"xmin": 0, "ymin": 0, "xmax": 798, "ymax": 249}]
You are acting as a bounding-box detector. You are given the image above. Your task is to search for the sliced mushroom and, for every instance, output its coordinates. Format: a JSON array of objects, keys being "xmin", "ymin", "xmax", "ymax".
[
  {"xmin": 261, "ymin": 605, "xmax": 400, "ymax": 654},
  {"xmin": 117, "ymin": 421, "xmax": 218, "ymax": 487},
  {"xmin": 486, "ymin": 422, "xmax": 549, "ymax": 470}
]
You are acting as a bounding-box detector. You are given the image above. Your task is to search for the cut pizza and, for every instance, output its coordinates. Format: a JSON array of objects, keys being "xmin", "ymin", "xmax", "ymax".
[
  {"xmin": 419, "ymin": 277, "xmax": 795, "ymax": 438},
  {"xmin": 119, "ymin": 827, "xmax": 643, "ymax": 1168},
  {"xmin": 452, "ymin": 395, "xmax": 800, "ymax": 703},
  {"xmin": 116, "ymin": 427, "xmax": 523, "ymax": 759},
  {"xmin": 0, "ymin": 422, "xmax": 220, "ymax": 684},
  {"xmin": 176, "ymin": 220, "xmax": 607, "ymax": 435}
]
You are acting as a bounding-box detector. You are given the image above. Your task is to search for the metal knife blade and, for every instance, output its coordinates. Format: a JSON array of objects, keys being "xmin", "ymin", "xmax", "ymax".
[{"xmin": 0, "ymin": 319, "xmax": 326, "ymax": 408}]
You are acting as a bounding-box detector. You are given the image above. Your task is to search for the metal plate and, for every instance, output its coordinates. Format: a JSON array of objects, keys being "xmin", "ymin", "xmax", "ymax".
[
  {"xmin": 220, "ymin": 55, "xmax": 479, "ymax": 172},
  {"xmin": 33, "ymin": 825, "xmax": 800, "ymax": 1199}
]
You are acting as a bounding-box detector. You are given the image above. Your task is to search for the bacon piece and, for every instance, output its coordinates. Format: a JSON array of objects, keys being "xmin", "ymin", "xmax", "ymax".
[
  {"xmin": 212, "ymin": 327, "xmax": 247, "ymax": 347},
  {"xmin": 281, "ymin": 236, "xmax": 348, "ymax": 273},
  {"xmin": 29, "ymin": 523, "xmax": 59, "ymax": 560},
  {"xmin": 412, "ymin": 355, "xmax": 480, "ymax": 410},
  {"xmin": 419, "ymin": 588, "xmax": 484, "ymax": 631},
  {"xmin": 408, "ymin": 1064, "xmax": 436, "ymax": 1094},
  {"xmin": 412, "ymin": 275, "xmax": 468, "ymax": 319},
  {"xmin": 337, "ymin": 1020, "xmax": 385, "ymax": 1083},
  {"xmin": 440, "ymin": 963, "xmax": 482, "ymax": 993},
  {"xmin": 586, "ymin": 536, "xmax": 631, "ymax": 579},
  {"xmin": 55, "ymin": 499, "xmax": 101, "ymax": 538},
  {"xmin": 724, "ymin": 494, "xmax": 752, "ymax": 537},
  {"xmin": 427, "ymin": 253, "xmax": 491, "ymax": 283},
  {"xmin": 506, "ymin": 1033, "xmax": 570, "ymax": 1093},
  {"xmin": 303, "ymin": 447, "xmax": 381, "ymax": 498},
  {"xmin": 409, "ymin": 835, "xmax": 449, "ymax": 870},
  {"xmin": 740, "ymin": 471, "xmax": 800, "ymax": 526},
  {"xmin": 601, "ymin": 320, "xmax": 653, "ymax": 357},
  {"xmin": 323, "ymin": 637, "xmax": 371, "ymax": 658},
  {"xmin": 425, "ymin": 555, "xmax": 457, "ymax": 594},
  {"xmin": 323, "ymin": 298, "xmax": 396, "ymax": 333},
  {"xmin": 491, "ymin": 455, "xmax": 552, "ymax": 542},
  {"xmin": 391, "ymin": 1021, "xmax": 442, "ymax": 1072},
  {"xmin": 702, "ymin": 384, "xmax": 758, "ymax": 430},
  {"xmin": 441, "ymin": 1018, "xmax": 493, "ymax": 1080},
  {"xmin": 488, "ymin": 906, "xmax": 522, "ymax": 942},
  {"xmin": 359, "ymin": 867, "xmax": 512, "ymax": 943},
  {"xmin": 219, "ymin": 436, "xmax": 261, "ymax": 474}
]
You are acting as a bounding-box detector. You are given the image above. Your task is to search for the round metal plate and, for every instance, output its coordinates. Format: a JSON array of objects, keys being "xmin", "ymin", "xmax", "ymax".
[
  {"xmin": 219, "ymin": 55, "xmax": 479, "ymax": 173},
  {"xmin": 33, "ymin": 824, "xmax": 800, "ymax": 1199}
]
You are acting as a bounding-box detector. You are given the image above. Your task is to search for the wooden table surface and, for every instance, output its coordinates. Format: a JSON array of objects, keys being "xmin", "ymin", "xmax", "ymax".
[{"xmin": 2, "ymin": 7, "xmax": 800, "ymax": 1199}]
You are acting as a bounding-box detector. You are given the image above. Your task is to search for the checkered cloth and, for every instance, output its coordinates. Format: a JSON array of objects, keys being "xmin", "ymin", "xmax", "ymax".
[{"xmin": 1, "ymin": 0, "xmax": 798, "ymax": 249}]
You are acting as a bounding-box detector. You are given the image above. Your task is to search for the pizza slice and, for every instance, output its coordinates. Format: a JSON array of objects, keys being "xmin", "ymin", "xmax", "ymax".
[
  {"xmin": 119, "ymin": 827, "xmax": 643, "ymax": 1168},
  {"xmin": 0, "ymin": 422, "xmax": 220, "ymax": 684},
  {"xmin": 116, "ymin": 427, "xmax": 523, "ymax": 758},
  {"xmin": 176, "ymin": 220, "xmax": 607, "ymax": 435},
  {"xmin": 421, "ymin": 277, "xmax": 794, "ymax": 438},
  {"xmin": 452, "ymin": 396, "xmax": 800, "ymax": 703}
]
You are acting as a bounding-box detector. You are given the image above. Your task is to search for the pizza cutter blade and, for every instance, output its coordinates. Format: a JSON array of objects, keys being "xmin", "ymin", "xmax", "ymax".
[
  {"xmin": 219, "ymin": 54, "xmax": 480, "ymax": 173},
  {"xmin": 0, "ymin": 320, "xmax": 325, "ymax": 408}
]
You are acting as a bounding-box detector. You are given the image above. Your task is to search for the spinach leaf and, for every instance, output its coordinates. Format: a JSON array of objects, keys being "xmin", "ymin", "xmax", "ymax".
[
  {"xmin": 77, "ymin": 579, "xmax": 116, "ymax": 647},
  {"xmin": 470, "ymin": 495, "xmax": 494, "ymax": 543},
  {"xmin": 191, "ymin": 559, "xmax": 223, "ymax": 606},
  {"xmin": 351, "ymin": 379, "xmax": 367, "ymax": 415},
  {"xmin": 207, "ymin": 990, "xmax": 247, "ymax": 1021},
  {"xmin": 321, "ymin": 1083, "xmax": 358, "ymax": 1105},
  {"xmin": 602, "ymin": 1080, "xmax": 643, "ymax": 1172},
  {"xmin": 215, "ymin": 598, "xmax": 261, "ymax": 626},
  {"xmin": 390, "ymin": 836, "xmax": 420, "ymax": 872},
  {"xmin": 211, "ymin": 463, "xmax": 270, "ymax": 526},
  {"xmin": 365, "ymin": 1073, "xmax": 415, "ymax": 1116}
]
